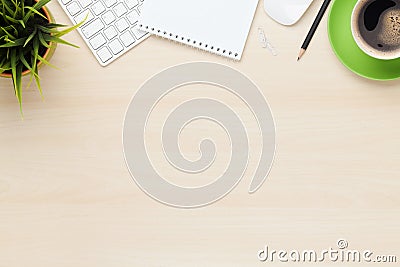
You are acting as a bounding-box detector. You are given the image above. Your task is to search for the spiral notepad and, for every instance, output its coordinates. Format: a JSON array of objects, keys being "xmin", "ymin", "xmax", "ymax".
[{"xmin": 138, "ymin": 0, "xmax": 259, "ymax": 60}]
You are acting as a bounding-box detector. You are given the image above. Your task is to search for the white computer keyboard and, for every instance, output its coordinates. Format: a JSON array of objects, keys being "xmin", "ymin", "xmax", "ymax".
[{"xmin": 57, "ymin": 0, "xmax": 150, "ymax": 66}]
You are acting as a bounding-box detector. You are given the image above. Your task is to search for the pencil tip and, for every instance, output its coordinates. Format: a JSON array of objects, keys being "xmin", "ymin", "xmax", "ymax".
[{"xmin": 297, "ymin": 49, "xmax": 305, "ymax": 61}]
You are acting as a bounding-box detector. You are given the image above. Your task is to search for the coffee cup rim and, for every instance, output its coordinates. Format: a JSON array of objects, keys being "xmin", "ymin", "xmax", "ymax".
[{"xmin": 351, "ymin": 0, "xmax": 400, "ymax": 60}]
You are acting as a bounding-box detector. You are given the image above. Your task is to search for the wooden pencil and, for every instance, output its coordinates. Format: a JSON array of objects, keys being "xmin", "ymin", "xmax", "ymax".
[{"xmin": 297, "ymin": 0, "xmax": 332, "ymax": 61}]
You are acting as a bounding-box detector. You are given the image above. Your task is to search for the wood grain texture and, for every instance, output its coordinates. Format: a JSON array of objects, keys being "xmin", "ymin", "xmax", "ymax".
[{"xmin": 0, "ymin": 1, "xmax": 399, "ymax": 266}]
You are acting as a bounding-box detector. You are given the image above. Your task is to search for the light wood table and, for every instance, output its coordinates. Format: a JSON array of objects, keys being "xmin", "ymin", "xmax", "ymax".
[{"xmin": 0, "ymin": 1, "xmax": 399, "ymax": 266}]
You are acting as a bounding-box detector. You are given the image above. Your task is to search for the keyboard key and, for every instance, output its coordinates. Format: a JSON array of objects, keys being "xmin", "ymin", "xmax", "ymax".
[
  {"xmin": 104, "ymin": 26, "xmax": 118, "ymax": 40},
  {"xmin": 126, "ymin": 10, "xmax": 139, "ymax": 24},
  {"xmin": 66, "ymin": 2, "xmax": 81, "ymax": 16},
  {"xmin": 91, "ymin": 1, "xmax": 106, "ymax": 16},
  {"xmin": 89, "ymin": 33, "xmax": 106, "ymax": 50},
  {"xmin": 115, "ymin": 18, "xmax": 129, "ymax": 32},
  {"xmin": 120, "ymin": 31, "xmax": 136, "ymax": 47},
  {"xmin": 114, "ymin": 3, "xmax": 128, "ymax": 17},
  {"xmin": 97, "ymin": 47, "xmax": 113, "ymax": 63},
  {"xmin": 102, "ymin": 10, "xmax": 116, "ymax": 25},
  {"xmin": 109, "ymin": 39, "xmax": 124, "ymax": 54},
  {"xmin": 137, "ymin": 4, "xmax": 143, "ymax": 13},
  {"xmin": 77, "ymin": 0, "xmax": 91, "ymax": 8},
  {"xmin": 131, "ymin": 25, "xmax": 147, "ymax": 39},
  {"xmin": 104, "ymin": 0, "xmax": 117, "ymax": 8},
  {"xmin": 57, "ymin": 0, "xmax": 150, "ymax": 66},
  {"xmin": 125, "ymin": 0, "xmax": 138, "ymax": 9},
  {"xmin": 81, "ymin": 18, "xmax": 104, "ymax": 38},
  {"xmin": 74, "ymin": 9, "xmax": 94, "ymax": 24}
]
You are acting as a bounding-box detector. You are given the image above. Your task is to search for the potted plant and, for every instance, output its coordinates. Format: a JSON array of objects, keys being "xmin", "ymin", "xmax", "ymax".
[{"xmin": 0, "ymin": 0, "xmax": 83, "ymax": 114}]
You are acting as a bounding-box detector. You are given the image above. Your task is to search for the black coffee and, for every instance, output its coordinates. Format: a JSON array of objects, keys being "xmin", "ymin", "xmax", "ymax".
[{"xmin": 357, "ymin": 0, "xmax": 400, "ymax": 54}]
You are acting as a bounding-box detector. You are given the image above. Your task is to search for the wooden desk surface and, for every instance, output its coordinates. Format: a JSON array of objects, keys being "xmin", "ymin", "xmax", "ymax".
[{"xmin": 0, "ymin": 1, "xmax": 399, "ymax": 266}]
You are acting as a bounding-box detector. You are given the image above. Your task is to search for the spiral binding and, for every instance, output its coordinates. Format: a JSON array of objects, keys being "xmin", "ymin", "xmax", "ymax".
[{"xmin": 139, "ymin": 24, "xmax": 240, "ymax": 60}]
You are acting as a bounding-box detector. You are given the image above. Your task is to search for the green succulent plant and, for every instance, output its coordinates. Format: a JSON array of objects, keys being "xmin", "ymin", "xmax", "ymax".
[{"xmin": 0, "ymin": 0, "xmax": 83, "ymax": 113}]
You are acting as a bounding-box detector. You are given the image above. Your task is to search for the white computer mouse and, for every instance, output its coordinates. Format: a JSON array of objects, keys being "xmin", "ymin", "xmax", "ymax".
[{"xmin": 264, "ymin": 0, "xmax": 314, "ymax": 26}]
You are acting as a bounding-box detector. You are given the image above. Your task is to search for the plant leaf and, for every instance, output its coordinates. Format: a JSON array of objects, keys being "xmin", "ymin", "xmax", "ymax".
[
  {"xmin": 37, "ymin": 25, "xmax": 57, "ymax": 34},
  {"xmin": 46, "ymin": 23, "xmax": 68, "ymax": 28},
  {"xmin": 54, "ymin": 16, "xmax": 86, "ymax": 37},
  {"xmin": 19, "ymin": 51, "xmax": 42, "ymax": 98},
  {"xmin": 22, "ymin": 0, "xmax": 51, "ymax": 23},
  {"xmin": 37, "ymin": 54, "xmax": 58, "ymax": 69},
  {"xmin": 32, "ymin": 66, "xmax": 42, "ymax": 100},
  {"xmin": 0, "ymin": 60, "xmax": 11, "ymax": 74},
  {"xmin": 10, "ymin": 49, "xmax": 23, "ymax": 114},
  {"xmin": 23, "ymin": 26, "xmax": 37, "ymax": 47},
  {"xmin": 44, "ymin": 35, "xmax": 79, "ymax": 48},
  {"xmin": 1, "ymin": 0, "xmax": 15, "ymax": 16},
  {"xmin": 0, "ymin": 25, "xmax": 17, "ymax": 39},
  {"xmin": 15, "ymin": 63, "xmax": 24, "ymax": 116},
  {"xmin": 0, "ymin": 37, "xmax": 27, "ymax": 47},
  {"xmin": 32, "ymin": 0, "xmax": 52, "ymax": 12},
  {"xmin": 38, "ymin": 31, "xmax": 50, "ymax": 48},
  {"xmin": 32, "ymin": 36, "xmax": 39, "ymax": 78},
  {"xmin": 16, "ymin": 19, "xmax": 25, "ymax": 28},
  {"xmin": 0, "ymin": 11, "xmax": 20, "ymax": 24},
  {"xmin": 21, "ymin": 0, "xmax": 25, "ymax": 18},
  {"xmin": 19, "ymin": 51, "xmax": 38, "ymax": 79},
  {"xmin": 23, "ymin": 6, "xmax": 47, "ymax": 20}
]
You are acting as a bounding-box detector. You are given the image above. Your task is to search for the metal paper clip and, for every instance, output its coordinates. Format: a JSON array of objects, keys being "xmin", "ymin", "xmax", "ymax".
[{"xmin": 258, "ymin": 27, "xmax": 278, "ymax": 56}]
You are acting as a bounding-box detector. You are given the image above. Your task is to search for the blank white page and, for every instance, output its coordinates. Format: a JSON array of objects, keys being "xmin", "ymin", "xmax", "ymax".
[{"xmin": 138, "ymin": 0, "xmax": 259, "ymax": 60}]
